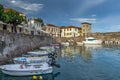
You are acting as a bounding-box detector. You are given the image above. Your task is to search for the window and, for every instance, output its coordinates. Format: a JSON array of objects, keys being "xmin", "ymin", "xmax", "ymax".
[
  {"xmin": 83, "ymin": 25, "xmax": 85, "ymax": 27},
  {"xmin": 31, "ymin": 31, "xmax": 34, "ymax": 35},
  {"xmin": 3, "ymin": 24, "xmax": 7, "ymax": 30},
  {"xmin": 19, "ymin": 28, "xmax": 22, "ymax": 32}
]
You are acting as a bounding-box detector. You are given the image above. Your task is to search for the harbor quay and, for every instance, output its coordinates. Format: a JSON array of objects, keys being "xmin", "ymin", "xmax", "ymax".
[
  {"xmin": 0, "ymin": 30, "xmax": 120, "ymax": 64},
  {"xmin": 54, "ymin": 32, "xmax": 120, "ymax": 45}
]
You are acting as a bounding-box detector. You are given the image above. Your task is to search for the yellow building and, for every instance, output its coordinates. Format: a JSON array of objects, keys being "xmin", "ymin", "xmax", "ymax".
[
  {"xmin": 60, "ymin": 26, "xmax": 81, "ymax": 37},
  {"xmin": 81, "ymin": 22, "xmax": 91, "ymax": 37},
  {"xmin": 45, "ymin": 24, "xmax": 60, "ymax": 37}
]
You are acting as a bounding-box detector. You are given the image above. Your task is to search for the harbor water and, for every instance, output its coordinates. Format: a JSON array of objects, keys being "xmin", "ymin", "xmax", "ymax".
[{"xmin": 0, "ymin": 45, "xmax": 120, "ymax": 80}]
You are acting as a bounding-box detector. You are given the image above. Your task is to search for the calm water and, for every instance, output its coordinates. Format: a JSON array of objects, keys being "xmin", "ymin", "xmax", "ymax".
[{"xmin": 0, "ymin": 45, "xmax": 120, "ymax": 80}]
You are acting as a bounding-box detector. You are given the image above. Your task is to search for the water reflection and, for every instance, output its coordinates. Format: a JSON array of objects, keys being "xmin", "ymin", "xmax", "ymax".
[
  {"xmin": 60, "ymin": 45, "xmax": 102, "ymax": 62},
  {"xmin": 1, "ymin": 45, "xmax": 120, "ymax": 80},
  {"xmin": 0, "ymin": 72, "xmax": 60, "ymax": 80}
]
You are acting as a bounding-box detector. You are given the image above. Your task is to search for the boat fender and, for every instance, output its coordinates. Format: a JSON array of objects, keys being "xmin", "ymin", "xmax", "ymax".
[
  {"xmin": 39, "ymin": 76, "xmax": 43, "ymax": 80},
  {"xmin": 32, "ymin": 75, "xmax": 37, "ymax": 80}
]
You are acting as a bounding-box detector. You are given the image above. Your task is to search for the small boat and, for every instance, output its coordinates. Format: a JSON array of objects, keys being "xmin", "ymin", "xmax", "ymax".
[
  {"xmin": 0, "ymin": 63, "xmax": 52, "ymax": 76},
  {"xmin": 27, "ymin": 51, "xmax": 49, "ymax": 56},
  {"xmin": 50, "ymin": 44, "xmax": 60, "ymax": 49},
  {"xmin": 13, "ymin": 56, "xmax": 49, "ymax": 64},
  {"xmin": 83, "ymin": 37, "xmax": 102, "ymax": 45},
  {"xmin": 40, "ymin": 46, "xmax": 55, "ymax": 52}
]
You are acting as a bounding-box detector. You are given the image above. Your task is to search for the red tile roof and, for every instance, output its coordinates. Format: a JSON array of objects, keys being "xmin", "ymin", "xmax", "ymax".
[
  {"xmin": 60, "ymin": 26, "xmax": 80, "ymax": 29},
  {"xmin": 81, "ymin": 22, "xmax": 91, "ymax": 25},
  {"xmin": 47, "ymin": 24, "xmax": 57, "ymax": 27}
]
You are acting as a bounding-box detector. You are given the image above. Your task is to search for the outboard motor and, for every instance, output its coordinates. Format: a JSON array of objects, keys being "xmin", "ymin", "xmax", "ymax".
[
  {"xmin": 48, "ymin": 53, "xmax": 55, "ymax": 58},
  {"xmin": 48, "ymin": 53, "xmax": 60, "ymax": 68},
  {"xmin": 48, "ymin": 59, "xmax": 60, "ymax": 68}
]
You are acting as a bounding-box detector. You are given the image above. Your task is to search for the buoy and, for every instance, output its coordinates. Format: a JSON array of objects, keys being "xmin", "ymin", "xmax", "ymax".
[
  {"xmin": 32, "ymin": 75, "xmax": 37, "ymax": 80},
  {"xmin": 39, "ymin": 76, "xmax": 43, "ymax": 80}
]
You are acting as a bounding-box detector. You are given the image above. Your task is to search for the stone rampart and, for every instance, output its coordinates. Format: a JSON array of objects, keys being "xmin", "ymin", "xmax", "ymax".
[{"xmin": 0, "ymin": 31, "xmax": 53, "ymax": 64}]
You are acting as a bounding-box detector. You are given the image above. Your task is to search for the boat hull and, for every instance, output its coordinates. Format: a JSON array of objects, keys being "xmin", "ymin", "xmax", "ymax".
[
  {"xmin": 83, "ymin": 40, "xmax": 102, "ymax": 45},
  {"xmin": 0, "ymin": 63, "xmax": 53, "ymax": 76},
  {"xmin": 2, "ymin": 68, "xmax": 52, "ymax": 76}
]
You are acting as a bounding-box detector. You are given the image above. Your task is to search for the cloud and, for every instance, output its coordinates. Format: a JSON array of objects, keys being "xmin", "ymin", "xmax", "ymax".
[
  {"xmin": 70, "ymin": 18, "xmax": 97, "ymax": 23},
  {"xmin": 91, "ymin": 14, "xmax": 96, "ymax": 17},
  {"xmin": 11, "ymin": 0, "xmax": 16, "ymax": 3},
  {"xmin": 9, "ymin": 0, "xmax": 44, "ymax": 11},
  {"xmin": 92, "ymin": 15, "xmax": 120, "ymax": 32}
]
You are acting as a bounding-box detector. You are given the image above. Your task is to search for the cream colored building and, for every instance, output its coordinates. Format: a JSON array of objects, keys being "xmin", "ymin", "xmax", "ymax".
[
  {"xmin": 60, "ymin": 26, "xmax": 81, "ymax": 37},
  {"xmin": 81, "ymin": 22, "xmax": 91, "ymax": 37},
  {"xmin": 45, "ymin": 24, "xmax": 60, "ymax": 37},
  {"xmin": 27, "ymin": 18, "xmax": 42, "ymax": 35},
  {"xmin": 0, "ymin": 21, "xmax": 12, "ymax": 32}
]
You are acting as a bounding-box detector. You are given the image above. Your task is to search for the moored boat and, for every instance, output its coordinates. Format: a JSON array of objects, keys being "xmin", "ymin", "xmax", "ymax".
[
  {"xmin": 27, "ymin": 51, "xmax": 49, "ymax": 56},
  {"xmin": 83, "ymin": 37, "xmax": 102, "ymax": 45},
  {"xmin": 0, "ymin": 63, "xmax": 52, "ymax": 76},
  {"xmin": 13, "ymin": 56, "xmax": 49, "ymax": 64},
  {"xmin": 40, "ymin": 46, "xmax": 55, "ymax": 52}
]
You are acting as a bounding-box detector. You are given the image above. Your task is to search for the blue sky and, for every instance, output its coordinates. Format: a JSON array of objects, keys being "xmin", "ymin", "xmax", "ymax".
[{"xmin": 0, "ymin": 0, "xmax": 120, "ymax": 32}]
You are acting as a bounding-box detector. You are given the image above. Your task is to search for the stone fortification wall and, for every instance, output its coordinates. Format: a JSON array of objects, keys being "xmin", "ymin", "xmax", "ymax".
[
  {"xmin": 88, "ymin": 32, "xmax": 120, "ymax": 41},
  {"xmin": 55, "ymin": 32, "xmax": 120, "ymax": 45},
  {"xmin": 0, "ymin": 31, "xmax": 52, "ymax": 64}
]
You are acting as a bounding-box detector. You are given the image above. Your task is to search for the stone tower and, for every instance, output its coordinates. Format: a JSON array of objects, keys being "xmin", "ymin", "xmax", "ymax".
[{"xmin": 81, "ymin": 22, "xmax": 91, "ymax": 37}]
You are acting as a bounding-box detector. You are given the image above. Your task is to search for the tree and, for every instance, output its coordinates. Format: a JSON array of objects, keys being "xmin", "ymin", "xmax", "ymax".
[
  {"xmin": 35, "ymin": 18, "xmax": 44, "ymax": 27},
  {"xmin": 1, "ymin": 10, "xmax": 24, "ymax": 32},
  {"xmin": 0, "ymin": 4, "xmax": 4, "ymax": 20}
]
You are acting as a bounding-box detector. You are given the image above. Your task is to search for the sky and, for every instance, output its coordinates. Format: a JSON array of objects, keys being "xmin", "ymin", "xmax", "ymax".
[{"xmin": 0, "ymin": 0, "xmax": 120, "ymax": 32}]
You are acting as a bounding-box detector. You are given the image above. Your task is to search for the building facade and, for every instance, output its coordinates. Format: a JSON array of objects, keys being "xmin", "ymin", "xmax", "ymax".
[
  {"xmin": 45, "ymin": 24, "xmax": 60, "ymax": 37},
  {"xmin": 60, "ymin": 26, "xmax": 81, "ymax": 37},
  {"xmin": 0, "ymin": 21, "xmax": 25, "ymax": 34},
  {"xmin": 27, "ymin": 18, "xmax": 42, "ymax": 35}
]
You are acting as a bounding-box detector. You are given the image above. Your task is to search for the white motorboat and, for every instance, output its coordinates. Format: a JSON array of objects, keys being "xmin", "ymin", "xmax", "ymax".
[
  {"xmin": 83, "ymin": 37, "xmax": 102, "ymax": 45},
  {"xmin": 13, "ymin": 56, "xmax": 49, "ymax": 64},
  {"xmin": 0, "ymin": 63, "xmax": 52, "ymax": 76}
]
